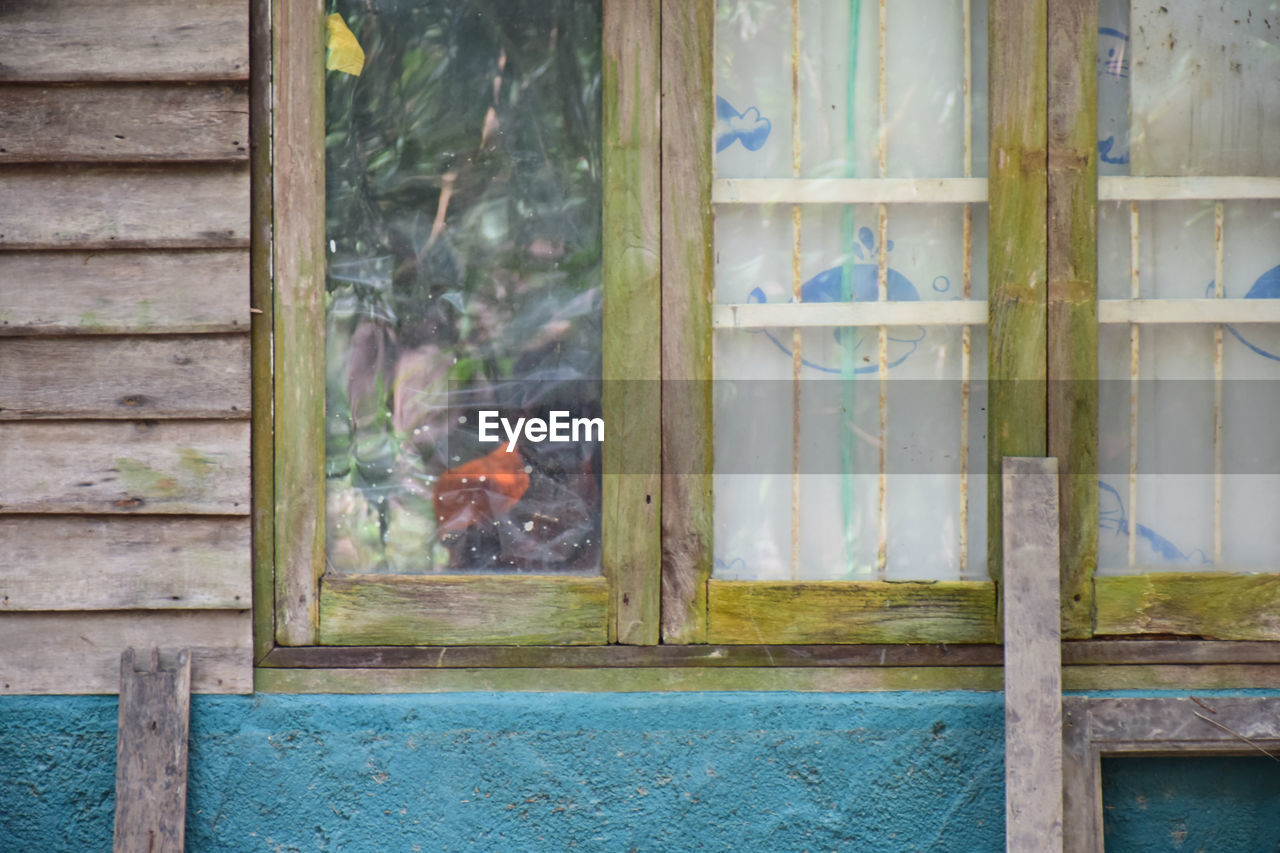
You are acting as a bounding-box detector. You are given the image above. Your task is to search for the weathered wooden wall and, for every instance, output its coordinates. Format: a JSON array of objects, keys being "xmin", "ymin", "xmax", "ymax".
[{"xmin": 0, "ymin": 0, "xmax": 253, "ymax": 693}]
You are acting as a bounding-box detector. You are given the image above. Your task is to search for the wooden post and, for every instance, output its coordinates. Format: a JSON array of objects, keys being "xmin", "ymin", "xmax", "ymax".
[
  {"xmin": 988, "ymin": 0, "xmax": 1048, "ymax": 593},
  {"xmin": 114, "ymin": 647, "xmax": 191, "ymax": 853},
  {"xmin": 1003, "ymin": 457, "xmax": 1063, "ymax": 853},
  {"xmin": 1047, "ymin": 0, "xmax": 1099, "ymax": 639}
]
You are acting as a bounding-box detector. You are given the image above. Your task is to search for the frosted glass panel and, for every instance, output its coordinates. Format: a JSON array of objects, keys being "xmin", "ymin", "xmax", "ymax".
[
  {"xmin": 1097, "ymin": 0, "xmax": 1280, "ymax": 574},
  {"xmin": 712, "ymin": 0, "xmax": 988, "ymax": 581},
  {"xmin": 715, "ymin": 0, "xmax": 988, "ymax": 179}
]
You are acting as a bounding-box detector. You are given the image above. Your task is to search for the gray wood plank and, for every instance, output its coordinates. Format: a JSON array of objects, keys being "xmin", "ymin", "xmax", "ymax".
[
  {"xmin": 1003, "ymin": 456, "xmax": 1063, "ymax": 853},
  {"xmin": 0, "ymin": 0, "xmax": 248, "ymax": 83},
  {"xmin": 0, "ymin": 516, "xmax": 249, "ymax": 610},
  {"xmin": 0, "ymin": 84, "xmax": 249, "ymax": 163},
  {"xmin": 0, "ymin": 250, "xmax": 249, "ymax": 335},
  {"xmin": 658, "ymin": 0, "xmax": 714, "ymax": 643},
  {"xmin": 113, "ymin": 648, "xmax": 190, "ymax": 853},
  {"xmin": 0, "ymin": 611, "xmax": 251, "ymax": 693},
  {"xmin": 270, "ymin": 0, "xmax": 326, "ymax": 647},
  {"xmin": 1062, "ymin": 696, "xmax": 1280, "ymax": 852},
  {"xmin": 0, "ymin": 335, "xmax": 250, "ymax": 419},
  {"xmin": 0, "ymin": 420, "xmax": 249, "ymax": 514},
  {"xmin": 0, "ymin": 166, "xmax": 249, "ymax": 250},
  {"xmin": 1061, "ymin": 699, "xmax": 1101, "ymax": 853}
]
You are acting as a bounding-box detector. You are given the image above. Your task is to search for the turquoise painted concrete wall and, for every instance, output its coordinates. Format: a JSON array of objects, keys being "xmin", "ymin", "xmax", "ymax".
[
  {"xmin": 2, "ymin": 691, "xmax": 1278, "ymax": 851},
  {"xmin": 5, "ymin": 692, "xmax": 1003, "ymax": 851}
]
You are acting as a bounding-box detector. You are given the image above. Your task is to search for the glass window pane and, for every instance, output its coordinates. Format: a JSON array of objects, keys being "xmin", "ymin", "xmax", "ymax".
[{"xmin": 324, "ymin": 1, "xmax": 603, "ymax": 575}]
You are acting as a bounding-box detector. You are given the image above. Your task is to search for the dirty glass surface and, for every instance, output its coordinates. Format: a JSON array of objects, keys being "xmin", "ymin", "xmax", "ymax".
[
  {"xmin": 712, "ymin": 0, "xmax": 989, "ymax": 581},
  {"xmin": 323, "ymin": 1, "xmax": 603, "ymax": 575},
  {"xmin": 1096, "ymin": 0, "xmax": 1280, "ymax": 573}
]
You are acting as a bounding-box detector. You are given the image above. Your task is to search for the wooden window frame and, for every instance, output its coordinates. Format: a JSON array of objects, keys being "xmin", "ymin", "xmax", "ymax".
[
  {"xmin": 1047, "ymin": 0, "xmax": 1280, "ymax": 643},
  {"xmin": 251, "ymin": 0, "xmax": 1280, "ymax": 688},
  {"xmin": 261, "ymin": 0, "xmax": 660, "ymax": 651},
  {"xmin": 1063, "ymin": 696, "xmax": 1280, "ymax": 851}
]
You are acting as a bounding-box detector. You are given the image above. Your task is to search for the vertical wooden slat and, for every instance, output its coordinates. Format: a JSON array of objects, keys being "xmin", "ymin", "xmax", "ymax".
[
  {"xmin": 1212, "ymin": 201, "xmax": 1225, "ymax": 565},
  {"xmin": 1127, "ymin": 203, "xmax": 1139, "ymax": 571},
  {"xmin": 660, "ymin": 0, "xmax": 715, "ymax": 643},
  {"xmin": 958, "ymin": 0, "xmax": 974, "ymax": 580},
  {"xmin": 603, "ymin": 0, "xmax": 661, "ymax": 645},
  {"xmin": 113, "ymin": 648, "xmax": 191, "ymax": 853},
  {"xmin": 1047, "ymin": 0, "xmax": 1098, "ymax": 638},
  {"xmin": 250, "ymin": 0, "xmax": 276, "ymax": 661},
  {"xmin": 1003, "ymin": 457, "xmax": 1063, "ymax": 853},
  {"xmin": 1061, "ymin": 699, "xmax": 1102, "ymax": 853},
  {"xmin": 789, "ymin": 0, "xmax": 803, "ymax": 582},
  {"xmin": 272, "ymin": 0, "xmax": 326, "ymax": 646},
  {"xmin": 988, "ymin": 0, "xmax": 1048, "ymax": 594}
]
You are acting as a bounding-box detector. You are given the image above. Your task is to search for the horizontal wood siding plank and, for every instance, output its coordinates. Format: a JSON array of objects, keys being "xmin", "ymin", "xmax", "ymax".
[
  {"xmin": 1095, "ymin": 573, "xmax": 1280, "ymax": 640},
  {"xmin": 0, "ymin": 85, "xmax": 249, "ymax": 163},
  {"xmin": 0, "ymin": 250, "xmax": 249, "ymax": 335},
  {"xmin": 0, "ymin": 611, "xmax": 250, "ymax": 693},
  {"xmin": 0, "ymin": 166, "xmax": 249, "ymax": 249},
  {"xmin": 707, "ymin": 581, "xmax": 999, "ymax": 644},
  {"xmin": 0, "ymin": 0, "xmax": 249, "ymax": 83},
  {"xmin": 0, "ymin": 421, "xmax": 249, "ymax": 514},
  {"xmin": 318, "ymin": 575, "xmax": 609, "ymax": 646},
  {"xmin": 0, "ymin": 335, "xmax": 249, "ymax": 418},
  {"xmin": 0, "ymin": 517, "xmax": 249, "ymax": 610}
]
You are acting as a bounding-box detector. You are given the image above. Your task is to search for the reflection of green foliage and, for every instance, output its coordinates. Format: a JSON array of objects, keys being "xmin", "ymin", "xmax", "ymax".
[{"xmin": 324, "ymin": 0, "xmax": 603, "ymax": 573}]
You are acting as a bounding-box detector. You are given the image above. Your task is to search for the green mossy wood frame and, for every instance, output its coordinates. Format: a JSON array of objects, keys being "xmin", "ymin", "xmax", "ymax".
[
  {"xmin": 266, "ymin": 0, "xmax": 662, "ymax": 647},
  {"xmin": 256, "ymin": 0, "xmax": 1280, "ymax": 680}
]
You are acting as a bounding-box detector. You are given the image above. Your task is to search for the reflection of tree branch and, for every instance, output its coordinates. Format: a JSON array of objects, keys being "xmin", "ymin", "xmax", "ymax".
[{"xmin": 426, "ymin": 171, "xmax": 456, "ymax": 253}]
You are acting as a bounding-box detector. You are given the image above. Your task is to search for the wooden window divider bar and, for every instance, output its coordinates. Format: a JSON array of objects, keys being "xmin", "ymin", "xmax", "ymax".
[
  {"xmin": 712, "ymin": 176, "xmax": 1280, "ymax": 206},
  {"xmin": 710, "ymin": 298, "xmax": 1280, "ymax": 330}
]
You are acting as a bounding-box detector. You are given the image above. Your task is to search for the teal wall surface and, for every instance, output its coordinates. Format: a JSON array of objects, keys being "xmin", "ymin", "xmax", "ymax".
[{"xmin": 2, "ymin": 691, "xmax": 1278, "ymax": 851}]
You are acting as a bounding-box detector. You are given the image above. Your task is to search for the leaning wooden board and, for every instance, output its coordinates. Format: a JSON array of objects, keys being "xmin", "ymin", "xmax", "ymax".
[{"xmin": 114, "ymin": 648, "xmax": 192, "ymax": 853}]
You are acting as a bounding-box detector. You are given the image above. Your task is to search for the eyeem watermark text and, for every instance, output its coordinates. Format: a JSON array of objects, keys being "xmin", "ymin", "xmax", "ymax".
[{"xmin": 478, "ymin": 410, "xmax": 604, "ymax": 453}]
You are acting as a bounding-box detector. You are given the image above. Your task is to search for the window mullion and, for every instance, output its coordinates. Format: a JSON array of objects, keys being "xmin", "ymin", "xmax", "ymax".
[
  {"xmin": 987, "ymin": 0, "xmax": 1049, "ymax": 601},
  {"xmin": 1047, "ymin": 0, "xmax": 1100, "ymax": 639}
]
